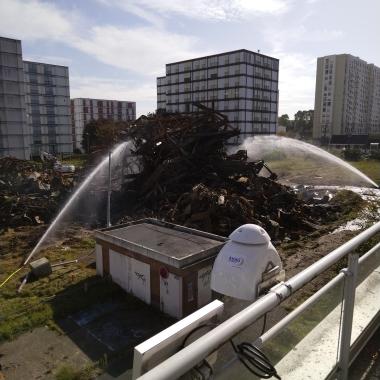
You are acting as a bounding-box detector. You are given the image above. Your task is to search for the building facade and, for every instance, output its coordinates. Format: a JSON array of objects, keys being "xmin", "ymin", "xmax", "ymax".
[
  {"xmin": 157, "ymin": 49, "xmax": 279, "ymax": 143},
  {"xmin": 71, "ymin": 98, "xmax": 136, "ymax": 152},
  {"xmin": 313, "ymin": 54, "xmax": 380, "ymax": 143},
  {"xmin": 24, "ymin": 61, "xmax": 72, "ymax": 156},
  {"xmin": 0, "ymin": 37, "xmax": 30, "ymax": 159}
]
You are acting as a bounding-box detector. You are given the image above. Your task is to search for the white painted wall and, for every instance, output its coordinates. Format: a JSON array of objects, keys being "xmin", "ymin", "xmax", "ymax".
[
  {"xmin": 160, "ymin": 272, "xmax": 182, "ymax": 318},
  {"xmin": 109, "ymin": 249, "xmax": 131, "ymax": 291},
  {"xmin": 131, "ymin": 258, "xmax": 151, "ymax": 303}
]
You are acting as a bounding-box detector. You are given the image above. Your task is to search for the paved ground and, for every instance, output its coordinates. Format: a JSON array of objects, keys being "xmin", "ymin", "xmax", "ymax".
[
  {"xmin": 0, "ymin": 301, "xmax": 172, "ymax": 379},
  {"xmin": 0, "ymin": 326, "xmax": 94, "ymax": 380}
]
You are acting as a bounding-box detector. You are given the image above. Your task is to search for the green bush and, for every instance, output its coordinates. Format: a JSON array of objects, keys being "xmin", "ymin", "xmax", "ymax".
[
  {"xmin": 343, "ymin": 148, "xmax": 362, "ymax": 161},
  {"xmin": 369, "ymin": 150, "xmax": 380, "ymax": 160}
]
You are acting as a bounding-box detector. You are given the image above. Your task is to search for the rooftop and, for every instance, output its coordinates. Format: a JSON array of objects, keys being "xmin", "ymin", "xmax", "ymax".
[{"xmin": 95, "ymin": 219, "xmax": 226, "ymax": 268}]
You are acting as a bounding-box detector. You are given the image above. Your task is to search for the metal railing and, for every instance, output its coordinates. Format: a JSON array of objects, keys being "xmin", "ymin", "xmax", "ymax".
[{"xmin": 137, "ymin": 221, "xmax": 380, "ymax": 380}]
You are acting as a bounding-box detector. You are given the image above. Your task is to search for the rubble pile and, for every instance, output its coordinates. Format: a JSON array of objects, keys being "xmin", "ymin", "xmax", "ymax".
[
  {"xmin": 0, "ymin": 157, "xmax": 74, "ymax": 228},
  {"xmin": 123, "ymin": 104, "xmax": 326, "ymax": 239}
]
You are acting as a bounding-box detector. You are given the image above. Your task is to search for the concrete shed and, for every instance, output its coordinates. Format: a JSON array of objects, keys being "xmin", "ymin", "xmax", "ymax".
[{"xmin": 94, "ymin": 219, "xmax": 226, "ymax": 319}]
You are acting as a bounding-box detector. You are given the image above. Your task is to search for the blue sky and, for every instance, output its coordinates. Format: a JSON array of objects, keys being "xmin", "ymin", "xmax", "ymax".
[{"xmin": 1, "ymin": 0, "xmax": 379, "ymax": 117}]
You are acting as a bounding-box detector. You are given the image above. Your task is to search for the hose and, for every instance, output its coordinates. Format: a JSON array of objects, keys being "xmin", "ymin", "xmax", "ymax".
[{"xmin": 0, "ymin": 267, "xmax": 23, "ymax": 289}]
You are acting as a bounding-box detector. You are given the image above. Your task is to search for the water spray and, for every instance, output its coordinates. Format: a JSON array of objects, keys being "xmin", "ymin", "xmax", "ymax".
[{"xmin": 23, "ymin": 141, "xmax": 130, "ymax": 266}]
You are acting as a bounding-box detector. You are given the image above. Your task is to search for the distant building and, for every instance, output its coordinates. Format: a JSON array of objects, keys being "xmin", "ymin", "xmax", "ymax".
[
  {"xmin": 71, "ymin": 98, "xmax": 136, "ymax": 152},
  {"xmin": 313, "ymin": 54, "xmax": 380, "ymax": 144},
  {"xmin": 0, "ymin": 37, "xmax": 31, "ymax": 159},
  {"xmin": 157, "ymin": 49, "xmax": 279, "ymax": 143},
  {"xmin": 0, "ymin": 36, "xmax": 73, "ymax": 158},
  {"xmin": 24, "ymin": 61, "xmax": 72, "ymax": 156}
]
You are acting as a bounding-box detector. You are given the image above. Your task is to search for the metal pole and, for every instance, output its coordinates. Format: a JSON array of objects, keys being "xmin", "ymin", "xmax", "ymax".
[
  {"xmin": 107, "ymin": 151, "xmax": 111, "ymax": 227},
  {"xmin": 337, "ymin": 253, "xmax": 359, "ymax": 380}
]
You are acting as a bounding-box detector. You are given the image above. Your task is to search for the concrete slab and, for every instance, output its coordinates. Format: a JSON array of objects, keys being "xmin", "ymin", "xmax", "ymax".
[{"xmin": 95, "ymin": 219, "xmax": 226, "ymax": 268}]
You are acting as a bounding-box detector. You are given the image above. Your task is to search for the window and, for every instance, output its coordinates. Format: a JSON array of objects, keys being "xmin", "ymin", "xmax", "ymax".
[{"xmin": 210, "ymin": 73, "xmax": 218, "ymax": 79}]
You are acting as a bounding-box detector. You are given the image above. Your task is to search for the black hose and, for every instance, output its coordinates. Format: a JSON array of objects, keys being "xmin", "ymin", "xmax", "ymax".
[{"xmin": 230, "ymin": 339, "xmax": 281, "ymax": 379}]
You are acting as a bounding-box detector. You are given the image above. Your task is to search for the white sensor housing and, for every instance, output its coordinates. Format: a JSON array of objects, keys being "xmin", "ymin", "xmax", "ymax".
[{"xmin": 211, "ymin": 224, "xmax": 284, "ymax": 301}]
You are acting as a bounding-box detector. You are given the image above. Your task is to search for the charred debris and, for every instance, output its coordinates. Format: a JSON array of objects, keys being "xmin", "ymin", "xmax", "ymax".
[
  {"xmin": 0, "ymin": 104, "xmax": 349, "ymax": 240},
  {"xmin": 0, "ymin": 157, "xmax": 74, "ymax": 229},
  {"xmin": 120, "ymin": 103, "xmax": 336, "ymax": 240}
]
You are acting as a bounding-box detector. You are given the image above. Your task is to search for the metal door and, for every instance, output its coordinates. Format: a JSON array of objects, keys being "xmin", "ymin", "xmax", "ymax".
[
  {"xmin": 197, "ymin": 266, "xmax": 212, "ymax": 307},
  {"xmin": 109, "ymin": 249, "xmax": 131, "ymax": 291},
  {"xmin": 131, "ymin": 258, "xmax": 151, "ymax": 303},
  {"xmin": 160, "ymin": 272, "xmax": 182, "ymax": 318}
]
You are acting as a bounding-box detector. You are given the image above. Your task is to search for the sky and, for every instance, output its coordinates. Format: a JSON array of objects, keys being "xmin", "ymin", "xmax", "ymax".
[{"xmin": 1, "ymin": 0, "xmax": 379, "ymax": 118}]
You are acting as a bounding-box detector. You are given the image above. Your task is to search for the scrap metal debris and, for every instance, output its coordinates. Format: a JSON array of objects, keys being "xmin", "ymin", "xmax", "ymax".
[
  {"xmin": 120, "ymin": 104, "xmax": 329, "ymax": 239},
  {"xmin": 0, "ymin": 157, "xmax": 74, "ymax": 228}
]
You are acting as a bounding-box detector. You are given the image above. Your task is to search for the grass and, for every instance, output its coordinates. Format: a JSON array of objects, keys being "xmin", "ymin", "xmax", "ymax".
[
  {"xmin": 349, "ymin": 159, "xmax": 380, "ymax": 185},
  {"xmin": 54, "ymin": 363, "xmax": 95, "ymax": 380},
  {"xmin": 0, "ymin": 228, "xmax": 125, "ymax": 342},
  {"xmin": 265, "ymin": 156, "xmax": 380, "ymax": 187},
  {"xmin": 61, "ymin": 154, "xmax": 88, "ymax": 169}
]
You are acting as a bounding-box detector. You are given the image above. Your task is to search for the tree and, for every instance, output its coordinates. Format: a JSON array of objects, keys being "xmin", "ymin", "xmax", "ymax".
[
  {"xmin": 294, "ymin": 110, "xmax": 314, "ymax": 139},
  {"xmin": 278, "ymin": 114, "xmax": 290, "ymax": 128},
  {"xmin": 82, "ymin": 119, "xmax": 129, "ymax": 153}
]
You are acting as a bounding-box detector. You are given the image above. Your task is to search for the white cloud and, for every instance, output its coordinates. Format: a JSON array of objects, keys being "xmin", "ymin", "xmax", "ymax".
[
  {"xmin": 267, "ymin": 25, "xmax": 343, "ymax": 52},
  {"xmin": 276, "ymin": 52, "xmax": 316, "ymax": 116},
  {"xmin": 0, "ymin": 0, "xmax": 208, "ymax": 76},
  {"xmin": 71, "ymin": 25, "xmax": 207, "ymax": 75},
  {"xmin": 23, "ymin": 54, "xmax": 73, "ymax": 66},
  {"xmin": 101, "ymin": 0, "xmax": 291, "ymax": 22},
  {"xmin": 0, "ymin": 0, "xmax": 73, "ymax": 41}
]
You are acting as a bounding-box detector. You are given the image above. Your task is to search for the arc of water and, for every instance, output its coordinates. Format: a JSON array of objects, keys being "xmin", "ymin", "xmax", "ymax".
[
  {"xmin": 240, "ymin": 136, "xmax": 378, "ymax": 188},
  {"xmin": 24, "ymin": 141, "xmax": 129, "ymax": 266}
]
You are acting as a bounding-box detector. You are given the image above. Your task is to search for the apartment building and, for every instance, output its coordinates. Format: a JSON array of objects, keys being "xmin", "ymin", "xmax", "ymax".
[
  {"xmin": 157, "ymin": 49, "xmax": 279, "ymax": 143},
  {"xmin": 313, "ymin": 54, "xmax": 380, "ymax": 143},
  {"xmin": 0, "ymin": 37, "xmax": 30, "ymax": 159},
  {"xmin": 24, "ymin": 61, "xmax": 72, "ymax": 156},
  {"xmin": 71, "ymin": 98, "xmax": 136, "ymax": 152}
]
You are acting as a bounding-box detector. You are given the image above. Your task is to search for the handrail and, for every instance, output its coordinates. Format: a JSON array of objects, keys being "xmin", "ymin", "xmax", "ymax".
[
  {"xmin": 137, "ymin": 221, "xmax": 380, "ymax": 380},
  {"xmin": 256, "ymin": 240, "xmax": 380, "ymax": 347}
]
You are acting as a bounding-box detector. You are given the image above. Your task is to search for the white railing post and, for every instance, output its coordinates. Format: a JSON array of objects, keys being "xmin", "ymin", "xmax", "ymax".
[{"xmin": 337, "ymin": 253, "xmax": 359, "ymax": 380}]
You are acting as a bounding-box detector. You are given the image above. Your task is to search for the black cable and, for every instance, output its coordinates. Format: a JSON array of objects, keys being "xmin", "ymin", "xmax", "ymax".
[
  {"xmin": 182, "ymin": 319, "xmax": 280, "ymax": 379},
  {"xmin": 181, "ymin": 323, "xmax": 218, "ymax": 349},
  {"xmin": 181, "ymin": 323, "xmax": 217, "ymax": 380},
  {"xmin": 230, "ymin": 339, "xmax": 281, "ymax": 379},
  {"xmin": 261, "ymin": 313, "xmax": 268, "ymax": 335}
]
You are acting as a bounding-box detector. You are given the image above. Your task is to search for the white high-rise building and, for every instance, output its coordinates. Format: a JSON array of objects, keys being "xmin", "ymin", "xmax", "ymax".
[
  {"xmin": 24, "ymin": 61, "xmax": 72, "ymax": 155},
  {"xmin": 0, "ymin": 36, "xmax": 73, "ymax": 158},
  {"xmin": 313, "ymin": 54, "xmax": 380, "ymax": 142},
  {"xmin": 157, "ymin": 49, "xmax": 279, "ymax": 143},
  {"xmin": 0, "ymin": 37, "xmax": 31, "ymax": 159},
  {"xmin": 71, "ymin": 98, "xmax": 136, "ymax": 152}
]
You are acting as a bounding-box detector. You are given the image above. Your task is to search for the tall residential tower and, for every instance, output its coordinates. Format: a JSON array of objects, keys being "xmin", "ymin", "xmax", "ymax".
[
  {"xmin": 313, "ymin": 54, "xmax": 380, "ymax": 143},
  {"xmin": 0, "ymin": 37, "xmax": 30, "ymax": 159},
  {"xmin": 157, "ymin": 49, "xmax": 279, "ymax": 143},
  {"xmin": 0, "ymin": 36, "xmax": 73, "ymax": 158},
  {"xmin": 24, "ymin": 61, "xmax": 72, "ymax": 156}
]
